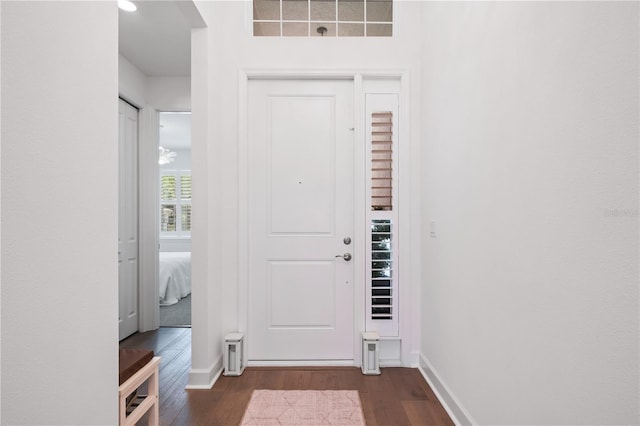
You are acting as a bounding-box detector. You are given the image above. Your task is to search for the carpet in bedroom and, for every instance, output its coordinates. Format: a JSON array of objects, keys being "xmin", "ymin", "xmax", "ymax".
[{"xmin": 160, "ymin": 295, "xmax": 191, "ymax": 327}]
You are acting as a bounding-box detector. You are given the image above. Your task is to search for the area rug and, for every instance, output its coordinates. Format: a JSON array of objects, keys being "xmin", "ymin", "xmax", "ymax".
[
  {"xmin": 159, "ymin": 294, "xmax": 191, "ymax": 327},
  {"xmin": 240, "ymin": 390, "xmax": 365, "ymax": 425}
]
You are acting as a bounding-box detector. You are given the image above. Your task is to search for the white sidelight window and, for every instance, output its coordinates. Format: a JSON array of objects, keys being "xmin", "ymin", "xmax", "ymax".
[{"xmin": 365, "ymin": 93, "xmax": 399, "ymax": 337}]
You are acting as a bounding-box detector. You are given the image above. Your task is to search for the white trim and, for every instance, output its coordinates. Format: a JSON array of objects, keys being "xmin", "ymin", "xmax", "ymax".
[
  {"xmin": 379, "ymin": 360, "xmax": 403, "ymax": 367},
  {"xmin": 409, "ymin": 349, "xmax": 420, "ymax": 368},
  {"xmin": 238, "ymin": 69, "xmax": 412, "ymax": 367},
  {"xmin": 238, "ymin": 70, "xmax": 249, "ymax": 341},
  {"xmin": 418, "ymin": 353, "xmax": 477, "ymax": 426},
  {"xmin": 353, "ymin": 73, "xmax": 366, "ymax": 366},
  {"xmin": 397, "ymin": 71, "xmax": 416, "ymax": 367},
  {"xmin": 243, "ymin": 69, "xmax": 406, "ymax": 80},
  {"xmin": 186, "ymin": 356, "xmax": 223, "ymax": 390},
  {"xmin": 138, "ymin": 106, "xmax": 160, "ymax": 332},
  {"xmin": 248, "ymin": 360, "xmax": 356, "ymax": 367}
]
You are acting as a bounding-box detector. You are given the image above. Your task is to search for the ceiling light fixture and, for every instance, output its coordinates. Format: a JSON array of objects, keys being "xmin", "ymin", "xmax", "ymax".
[
  {"xmin": 118, "ymin": 0, "xmax": 137, "ymax": 12},
  {"xmin": 159, "ymin": 147, "xmax": 177, "ymax": 165}
]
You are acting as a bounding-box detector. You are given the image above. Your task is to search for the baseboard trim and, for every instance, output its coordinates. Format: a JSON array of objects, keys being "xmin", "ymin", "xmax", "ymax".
[
  {"xmin": 379, "ymin": 359, "xmax": 403, "ymax": 367},
  {"xmin": 418, "ymin": 353, "xmax": 476, "ymax": 426},
  {"xmin": 247, "ymin": 360, "xmax": 356, "ymax": 367},
  {"xmin": 409, "ymin": 350, "xmax": 420, "ymax": 368},
  {"xmin": 186, "ymin": 355, "xmax": 223, "ymax": 389}
]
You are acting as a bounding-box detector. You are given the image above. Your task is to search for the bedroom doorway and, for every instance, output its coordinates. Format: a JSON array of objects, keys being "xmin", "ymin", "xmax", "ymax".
[{"xmin": 158, "ymin": 111, "xmax": 192, "ymax": 327}]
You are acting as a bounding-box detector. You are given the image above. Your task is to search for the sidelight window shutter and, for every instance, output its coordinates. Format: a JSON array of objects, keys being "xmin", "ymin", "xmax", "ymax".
[
  {"xmin": 371, "ymin": 112, "xmax": 393, "ymax": 211},
  {"xmin": 366, "ymin": 94, "xmax": 399, "ymax": 337}
]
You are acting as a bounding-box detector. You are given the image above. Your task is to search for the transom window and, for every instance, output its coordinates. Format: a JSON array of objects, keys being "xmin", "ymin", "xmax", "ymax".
[{"xmin": 253, "ymin": 0, "xmax": 392, "ymax": 37}]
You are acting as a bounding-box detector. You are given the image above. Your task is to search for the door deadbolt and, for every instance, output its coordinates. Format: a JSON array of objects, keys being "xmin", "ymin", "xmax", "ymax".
[
  {"xmin": 335, "ymin": 253, "xmax": 352, "ymax": 261},
  {"xmin": 343, "ymin": 237, "xmax": 352, "ymax": 245}
]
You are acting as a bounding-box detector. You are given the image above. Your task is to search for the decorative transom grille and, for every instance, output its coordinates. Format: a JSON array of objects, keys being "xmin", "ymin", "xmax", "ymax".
[{"xmin": 253, "ymin": 0, "xmax": 393, "ymax": 37}]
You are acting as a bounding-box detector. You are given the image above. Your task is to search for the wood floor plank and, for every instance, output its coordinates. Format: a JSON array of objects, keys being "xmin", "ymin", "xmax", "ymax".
[
  {"xmin": 388, "ymin": 367, "xmax": 430, "ymax": 401},
  {"xmin": 119, "ymin": 329, "xmax": 454, "ymax": 426},
  {"xmin": 158, "ymin": 344, "xmax": 191, "ymax": 403},
  {"xmin": 120, "ymin": 327, "xmax": 188, "ymax": 355},
  {"xmin": 159, "ymin": 371, "xmax": 189, "ymax": 426},
  {"xmin": 402, "ymin": 400, "xmax": 441, "ymax": 425}
]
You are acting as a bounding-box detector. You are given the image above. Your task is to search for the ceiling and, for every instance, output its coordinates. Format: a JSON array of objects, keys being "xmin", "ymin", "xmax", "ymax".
[{"xmin": 119, "ymin": 1, "xmax": 192, "ymax": 76}]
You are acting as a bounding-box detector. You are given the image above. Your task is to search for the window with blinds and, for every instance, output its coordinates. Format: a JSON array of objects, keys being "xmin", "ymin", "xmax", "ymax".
[
  {"xmin": 160, "ymin": 172, "xmax": 191, "ymax": 234},
  {"xmin": 366, "ymin": 93, "xmax": 399, "ymax": 337},
  {"xmin": 371, "ymin": 112, "xmax": 392, "ymax": 211},
  {"xmin": 371, "ymin": 219, "xmax": 392, "ymax": 319}
]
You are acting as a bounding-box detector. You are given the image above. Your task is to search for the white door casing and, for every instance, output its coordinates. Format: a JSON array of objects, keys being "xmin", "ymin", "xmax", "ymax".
[
  {"xmin": 119, "ymin": 99, "xmax": 139, "ymax": 340},
  {"xmin": 248, "ymin": 79, "xmax": 355, "ymax": 361}
]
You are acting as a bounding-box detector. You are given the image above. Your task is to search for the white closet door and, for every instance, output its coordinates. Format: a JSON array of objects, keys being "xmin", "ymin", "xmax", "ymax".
[{"xmin": 118, "ymin": 99, "xmax": 139, "ymax": 341}]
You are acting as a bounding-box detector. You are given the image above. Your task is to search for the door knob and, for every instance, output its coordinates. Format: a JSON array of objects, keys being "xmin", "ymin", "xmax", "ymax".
[{"xmin": 335, "ymin": 253, "xmax": 352, "ymax": 261}]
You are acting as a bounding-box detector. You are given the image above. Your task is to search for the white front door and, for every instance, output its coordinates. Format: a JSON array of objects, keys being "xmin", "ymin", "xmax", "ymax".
[
  {"xmin": 248, "ymin": 79, "xmax": 355, "ymax": 361},
  {"xmin": 119, "ymin": 99, "xmax": 139, "ymax": 341}
]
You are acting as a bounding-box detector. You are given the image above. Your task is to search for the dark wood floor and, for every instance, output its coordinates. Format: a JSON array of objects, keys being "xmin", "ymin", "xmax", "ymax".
[{"xmin": 119, "ymin": 328, "xmax": 454, "ymax": 425}]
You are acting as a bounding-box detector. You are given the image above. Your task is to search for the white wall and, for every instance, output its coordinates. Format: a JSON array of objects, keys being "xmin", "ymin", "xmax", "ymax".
[
  {"xmin": 1, "ymin": 2, "xmax": 118, "ymax": 424},
  {"xmin": 420, "ymin": 2, "xmax": 639, "ymax": 424},
  {"xmin": 147, "ymin": 76, "xmax": 191, "ymax": 111},
  {"xmin": 119, "ymin": 55, "xmax": 191, "ymax": 111},
  {"xmin": 119, "ymin": 54, "xmax": 147, "ymax": 107},
  {"xmin": 188, "ymin": 23, "xmax": 216, "ymax": 387},
  {"xmin": 189, "ymin": 0, "xmax": 424, "ymax": 386}
]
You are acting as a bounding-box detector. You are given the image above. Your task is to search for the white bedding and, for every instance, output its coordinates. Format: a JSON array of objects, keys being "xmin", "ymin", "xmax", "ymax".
[{"xmin": 159, "ymin": 252, "xmax": 191, "ymax": 306}]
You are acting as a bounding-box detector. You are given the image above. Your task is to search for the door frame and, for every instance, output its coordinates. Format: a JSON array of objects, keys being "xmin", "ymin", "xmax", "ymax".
[
  {"xmin": 118, "ymin": 98, "xmax": 141, "ymax": 341},
  {"xmin": 238, "ymin": 69, "xmax": 411, "ymax": 367},
  {"xmin": 138, "ymin": 107, "xmax": 160, "ymax": 332}
]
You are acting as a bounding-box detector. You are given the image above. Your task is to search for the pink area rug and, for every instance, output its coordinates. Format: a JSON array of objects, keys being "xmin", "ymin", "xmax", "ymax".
[{"xmin": 241, "ymin": 390, "xmax": 366, "ymax": 425}]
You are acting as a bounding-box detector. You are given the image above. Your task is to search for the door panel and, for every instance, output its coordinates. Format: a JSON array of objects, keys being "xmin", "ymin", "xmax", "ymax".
[
  {"xmin": 268, "ymin": 261, "xmax": 335, "ymax": 328},
  {"xmin": 249, "ymin": 79, "xmax": 354, "ymax": 361},
  {"xmin": 269, "ymin": 96, "xmax": 335, "ymax": 234}
]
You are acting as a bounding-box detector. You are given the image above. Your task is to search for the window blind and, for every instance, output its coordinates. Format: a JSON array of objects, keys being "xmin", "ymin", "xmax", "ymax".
[
  {"xmin": 365, "ymin": 92, "xmax": 399, "ymax": 337},
  {"xmin": 371, "ymin": 111, "xmax": 392, "ymax": 211},
  {"xmin": 160, "ymin": 172, "xmax": 191, "ymax": 234}
]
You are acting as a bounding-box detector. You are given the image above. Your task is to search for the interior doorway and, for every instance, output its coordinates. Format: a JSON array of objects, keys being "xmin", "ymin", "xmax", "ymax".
[{"xmin": 158, "ymin": 111, "xmax": 192, "ymax": 327}]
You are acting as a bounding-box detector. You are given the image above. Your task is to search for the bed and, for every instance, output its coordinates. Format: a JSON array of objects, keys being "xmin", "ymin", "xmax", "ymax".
[{"xmin": 159, "ymin": 252, "xmax": 191, "ymax": 306}]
